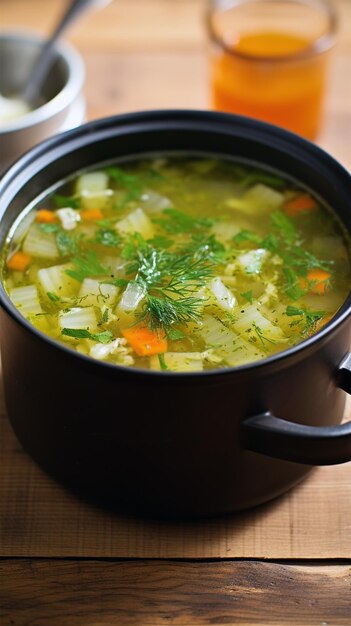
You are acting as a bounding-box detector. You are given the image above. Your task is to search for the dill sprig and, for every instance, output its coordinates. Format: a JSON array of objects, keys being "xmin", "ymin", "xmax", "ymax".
[
  {"xmin": 122, "ymin": 234, "xmax": 216, "ymax": 331},
  {"xmin": 138, "ymin": 293, "xmax": 203, "ymax": 331}
]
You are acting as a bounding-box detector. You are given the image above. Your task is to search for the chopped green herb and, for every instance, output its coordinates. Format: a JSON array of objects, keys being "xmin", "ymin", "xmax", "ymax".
[
  {"xmin": 61, "ymin": 328, "xmax": 113, "ymax": 343},
  {"xmin": 241, "ymin": 290, "xmax": 253, "ymax": 304},
  {"xmin": 100, "ymin": 308, "xmax": 109, "ymax": 324},
  {"xmin": 47, "ymin": 291, "xmax": 60, "ymax": 302},
  {"xmin": 158, "ymin": 353, "xmax": 169, "ymax": 370},
  {"xmin": 271, "ymin": 211, "xmax": 297, "ymax": 243},
  {"xmin": 167, "ymin": 328, "xmax": 186, "ymax": 341},
  {"xmin": 148, "ymin": 235, "xmax": 174, "ymax": 249},
  {"xmin": 283, "ymin": 268, "xmax": 306, "ymax": 300},
  {"xmin": 240, "ymin": 172, "xmax": 285, "ymax": 189},
  {"xmin": 53, "ymin": 194, "xmax": 80, "ymax": 209},
  {"xmin": 285, "ymin": 306, "xmax": 326, "ymax": 336},
  {"xmin": 94, "ymin": 228, "xmax": 121, "ymax": 248},
  {"xmin": 40, "ymin": 223, "xmax": 60, "ymax": 234},
  {"xmin": 233, "ymin": 230, "xmax": 262, "ymax": 245},
  {"xmin": 106, "ymin": 166, "xmax": 142, "ymax": 200},
  {"xmin": 286, "ymin": 305, "xmax": 304, "ymax": 317},
  {"xmin": 65, "ymin": 251, "xmax": 109, "ymax": 282},
  {"xmin": 154, "ymin": 209, "xmax": 214, "ymax": 235},
  {"xmin": 252, "ymin": 323, "xmax": 277, "ymax": 348},
  {"xmin": 56, "ymin": 231, "xmax": 79, "ymax": 256}
]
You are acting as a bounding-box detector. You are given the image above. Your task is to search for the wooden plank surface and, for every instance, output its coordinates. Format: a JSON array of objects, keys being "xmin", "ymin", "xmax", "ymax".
[
  {"xmin": 1, "ymin": 392, "xmax": 350, "ymax": 560},
  {"xmin": 1, "ymin": 560, "xmax": 350, "ymax": 626}
]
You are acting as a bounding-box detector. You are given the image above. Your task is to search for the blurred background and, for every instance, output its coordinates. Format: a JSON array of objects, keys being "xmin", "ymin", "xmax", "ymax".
[{"xmin": 1, "ymin": 0, "xmax": 350, "ymax": 166}]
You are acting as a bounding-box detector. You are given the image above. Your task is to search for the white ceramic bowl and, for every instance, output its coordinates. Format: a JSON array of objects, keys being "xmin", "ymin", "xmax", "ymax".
[{"xmin": 0, "ymin": 31, "xmax": 86, "ymax": 172}]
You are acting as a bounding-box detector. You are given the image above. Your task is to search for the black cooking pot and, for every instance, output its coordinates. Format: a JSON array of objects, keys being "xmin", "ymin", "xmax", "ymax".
[{"xmin": 0, "ymin": 110, "xmax": 350, "ymax": 519}]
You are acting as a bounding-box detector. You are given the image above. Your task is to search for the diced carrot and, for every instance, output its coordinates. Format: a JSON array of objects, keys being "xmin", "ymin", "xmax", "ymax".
[
  {"xmin": 299, "ymin": 269, "xmax": 332, "ymax": 295},
  {"xmin": 7, "ymin": 251, "xmax": 32, "ymax": 271},
  {"xmin": 36, "ymin": 209, "xmax": 58, "ymax": 223},
  {"xmin": 122, "ymin": 325, "xmax": 167, "ymax": 356},
  {"xmin": 80, "ymin": 209, "xmax": 104, "ymax": 222},
  {"xmin": 284, "ymin": 194, "xmax": 317, "ymax": 217}
]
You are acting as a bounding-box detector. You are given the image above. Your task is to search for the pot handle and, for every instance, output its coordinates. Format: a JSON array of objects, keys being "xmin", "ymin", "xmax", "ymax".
[{"xmin": 241, "ymin": 353, "xmax": 351, "ymax": 466}]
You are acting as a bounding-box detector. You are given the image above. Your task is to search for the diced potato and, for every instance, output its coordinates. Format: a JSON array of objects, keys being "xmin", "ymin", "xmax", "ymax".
[
  {"xmin": 225, "ymin": 184, "xmax": 284, "ymax": 215},
  {"xmin": 78, "ymin": 278, "xmax": 119, "ymax": 307},
  {"xmin": 115, "ymin": 208, "xmax": 155, "ymax": 239},
  {"xmin": 76, "ymin": 171, "xmax": 113, "ymax": 210},
  {"xmin": 23, "ymin": 223, "xmax": 58, "ymax": 259},
  {"xmin": 37, "ymin": 264, "xmax": 78, "ymax": 297},
  {"xmin": 244, "ymin": 184, "xmax": 284, "ymax": 211},
  {"xmin": 76, "ymin": 171, "xmax": 108, "ymax": 195},
  {"xmin": 58, "ymin": 306, "xmax": 97, "ymax": 331},
  {"xmin": 211, "ymin": 220, "xmax": 245, "ymax": 242}
]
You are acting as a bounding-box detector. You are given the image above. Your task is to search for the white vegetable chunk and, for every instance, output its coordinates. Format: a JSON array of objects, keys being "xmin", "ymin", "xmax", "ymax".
[
  {"xmin": 76, "ymin": 171, "xmax": 113, "ymax": 210},
  {"xmin": 141, "ymin": 190, "xmax": 172, "ymax": 212},
  {"xmin": 196, "ymin": 314, "xmax": 266, "ymax": 365},
  {"xmin": 37, "ymin": 263, "xmax": 78, "ymax": 297},
  {"xmin": 76, "ymin": 171, "xmax": 108, "ymax": 194},
  {"xmin": 10, "ymin": 285, "xmax": 42, "ymax": 315},
  {"xmin": 79, "ymin": 278, "xmax": 119, "ymax": 307},
  {"xmin": 234, "ymin": 305, "xmax": 285, "ymax": 341},
  {"xmin": 56, "ymin": 208, "xmax": 80, "ymax": 231},
  {"xmin": 237, "ymin": 249, "xmax": 268, "ymax": 274},
  {"xmin": 244, "ymin": 184, "xmax": 284, "ymax": 211},
  {"xmin": 59, "ymin": 306, "xmax": 97, "ymax": 331},
  {"xmin": 22, "ymin": 223, "xmax": 58, "ymax": 259},
  {"xmin": 115, "ymin": 208, "xmax": 154, "ymax": 239},
  {"xmin": 12, "ymin": 212, "xmax": 36, "ymax": 245},
  {"xmin": 226, "ymin": 184, "xmax": 284, "ymax": 215},
  {"xmin": 117, "ymin": 281, "xmax": 146, "ymax": 312},
  {"xmin": 89, "ymin": 337, "xmax": 134, "ymax": 365},
  {"xmin": 207, "ymin": 277, "xmax": 237, "ymax": 312}
]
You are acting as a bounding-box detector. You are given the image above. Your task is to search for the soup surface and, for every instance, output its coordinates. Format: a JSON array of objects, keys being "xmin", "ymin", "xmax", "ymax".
[{"xmin": 2, "ymin": 157, "xmax": 350, "ymax": 372}]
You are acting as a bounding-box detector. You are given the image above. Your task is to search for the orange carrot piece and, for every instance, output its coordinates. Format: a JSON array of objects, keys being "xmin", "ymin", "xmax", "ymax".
[
  {"xmin": 299, "ymin": 269, "xmax": 331, "ymax": 295},
  {"xmin": 36, "ymin": 209, "xmax": 57, "ymax": 223},
  {"xmin": 7, "ymin": 251, "xmax": 32, "ymax": 271},
  {"xmin": 122, "ymin": 326, "xmax": 167, "ymax": 356},
  {"xmin": 284, "ymin": 194, "xmax": 317, "ymax": 217},
  {"xmin": 80, "ymin": 209, "xmax": 103, "ymax": 222}
]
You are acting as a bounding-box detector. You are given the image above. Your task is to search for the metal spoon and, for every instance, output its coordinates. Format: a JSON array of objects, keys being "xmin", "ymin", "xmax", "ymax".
[{"xmin": 11, "ymin": 0, "xmax": 111, "ymax": 109}]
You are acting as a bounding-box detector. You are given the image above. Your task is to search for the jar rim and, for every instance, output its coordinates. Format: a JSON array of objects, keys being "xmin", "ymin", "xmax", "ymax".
[{"xmin": 207, "ymin": 0, "xmax": 338, "ymax": 63}]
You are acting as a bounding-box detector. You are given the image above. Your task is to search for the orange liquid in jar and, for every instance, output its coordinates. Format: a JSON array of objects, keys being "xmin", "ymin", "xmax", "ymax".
[{"xmin": 211, "ymin": 31, "xmax": 329, "ymax": 139}]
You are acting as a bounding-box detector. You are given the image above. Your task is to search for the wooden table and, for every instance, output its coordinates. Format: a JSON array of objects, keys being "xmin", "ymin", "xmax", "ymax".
[{"xmin": 1, "ymin": 1, "xmax": 351, "ymax": 625}]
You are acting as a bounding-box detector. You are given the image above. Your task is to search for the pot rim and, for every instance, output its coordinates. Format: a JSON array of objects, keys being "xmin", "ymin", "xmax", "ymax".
[
  {"xmin": 0, "ymin": 109, "xmax": 350, "ymax": 380},
  {"xmin": 0, "ymin": 31, "xmax": 85, "ymax": 135}
]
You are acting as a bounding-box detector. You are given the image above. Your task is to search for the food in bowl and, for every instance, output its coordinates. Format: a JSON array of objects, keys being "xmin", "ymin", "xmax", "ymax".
[{"xmin": 3, "ymin": 156, "xmax": 350, "ymax": 372}]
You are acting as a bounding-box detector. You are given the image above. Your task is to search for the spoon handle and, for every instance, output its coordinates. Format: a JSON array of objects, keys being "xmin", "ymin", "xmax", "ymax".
[{"xmin": 23, "ymin": 0, "xmax": 111, "ymax": 105}]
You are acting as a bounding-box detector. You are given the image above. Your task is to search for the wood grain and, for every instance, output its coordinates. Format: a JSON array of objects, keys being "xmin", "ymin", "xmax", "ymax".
[
  {"xmin": 0, "ymin": 560, "xmax": 350, "ymax": 626},
  {"xmin": 1, "ymin": 387, "xmax": 350, "ymax": 560}
]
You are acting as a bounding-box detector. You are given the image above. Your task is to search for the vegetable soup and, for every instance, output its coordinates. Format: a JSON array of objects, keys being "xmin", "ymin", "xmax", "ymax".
[{"xmin": 2, "ymin": 157, "xmax": 350, "ymax": 372}]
